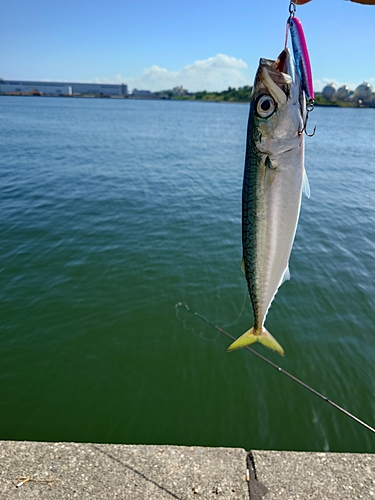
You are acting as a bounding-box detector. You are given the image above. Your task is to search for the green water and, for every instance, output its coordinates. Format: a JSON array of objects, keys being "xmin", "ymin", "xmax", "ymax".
[{"xmin": 1, "ymin": 96, "xmax": 375, "ymax": 452}]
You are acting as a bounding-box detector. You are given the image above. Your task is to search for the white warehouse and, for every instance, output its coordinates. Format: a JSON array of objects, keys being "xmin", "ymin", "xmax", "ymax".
[{"xmin": 0, "ymin": 80, "xmax": 128, "ymax": 96}]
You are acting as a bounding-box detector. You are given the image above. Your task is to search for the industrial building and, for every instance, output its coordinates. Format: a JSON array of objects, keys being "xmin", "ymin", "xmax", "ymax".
[
  {"xmin": 322, "ymin": 82, "xmax": 374, "ymax": 104},
  {"xmin": 132, "ymin": 89, "xmax": 155, "ymax": 97},
  {"xmin": 0, "ymin": 80, "xmax": 128, "ymax": 97}
]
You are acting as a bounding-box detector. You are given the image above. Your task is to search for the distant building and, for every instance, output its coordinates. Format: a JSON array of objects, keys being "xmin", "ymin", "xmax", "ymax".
[
  {"xmin": 336, "ymin": 85, "xmax": 350, "ymax": 102},
  {"xmin": 0, "ymin": 80, "xmax": 128, "ymax": 96},
  {"xmin": 132, "ymin": 89, "xmax": 155, "ymax": 97},
  {"xmin": 354, "ymin": 83, "xmax": 373, "ymax": 103},
  {"xmin": 322, "ymin": 84, "xmax": 337, "ymax": 101},
  {"xmin": 0, "ymin": 81, "xmax": 72, "ymax": 96},
  {"xmin": 70, "ymin": 82, "xmax": 128, "ymax": 96},
  {"xmin": 172, "ymin": 86, "xmax": 187, "ymax": 96}
]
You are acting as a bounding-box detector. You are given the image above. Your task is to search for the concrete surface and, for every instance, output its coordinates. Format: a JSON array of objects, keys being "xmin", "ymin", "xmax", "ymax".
[
  {"xmin": 0, "ymin": 441, "xmax": 374, "ymax": 499},
  {"xmin": 253, "ymin": 450, "xmax": 375, "ymax": 500},
  {"xmin": 0, "ymin": 441, "xmax": 248, "ymax": 499}
]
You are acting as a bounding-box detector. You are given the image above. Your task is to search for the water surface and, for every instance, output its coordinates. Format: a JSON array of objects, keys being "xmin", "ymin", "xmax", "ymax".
[{"xmin": 1, "ymin": 96, "xmax": 375, "ymax": 452}]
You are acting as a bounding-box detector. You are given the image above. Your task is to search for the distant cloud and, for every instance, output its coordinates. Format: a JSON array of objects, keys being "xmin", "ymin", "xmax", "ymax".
[
  {"xmin": 102, "ymin": 54, "xmax": 251, "ymax": 93},
  {"xmin": 313, "ymin": 78, "xmax": 340, "ymax": 92},
  {"xmin": 93, "ymin": 63, "xmax": 375, "ymax": 94}
]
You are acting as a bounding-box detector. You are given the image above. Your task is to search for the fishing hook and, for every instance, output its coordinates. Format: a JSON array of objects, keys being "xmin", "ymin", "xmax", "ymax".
[{"xmin": 299, "ymin": 101, "xmax": 316, "ymax": 137}]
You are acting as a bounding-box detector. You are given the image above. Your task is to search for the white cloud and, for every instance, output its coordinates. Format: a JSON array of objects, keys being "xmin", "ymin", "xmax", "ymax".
[
  {"xmin": 113, "ymin": 54, "xmax": 251, "ymax": 93},
  {"xmin": 313, "ymin": 78, "xmax": 341, "ymax": 92},
  {"xmin": 93, "ymin": 59, "xmax": 375, "ymax": 94}
]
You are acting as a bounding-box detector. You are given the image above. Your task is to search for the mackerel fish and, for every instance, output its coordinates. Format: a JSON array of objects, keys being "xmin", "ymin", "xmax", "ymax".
[{"xmin": 228, "ymin": 48, "xmax": 309, "ymax": 356}]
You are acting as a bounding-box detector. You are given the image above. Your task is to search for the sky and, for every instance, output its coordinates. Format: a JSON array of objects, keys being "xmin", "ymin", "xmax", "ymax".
[{"xmin": 1, "ymin": 0, "xmax": 374, "ymax": 93}]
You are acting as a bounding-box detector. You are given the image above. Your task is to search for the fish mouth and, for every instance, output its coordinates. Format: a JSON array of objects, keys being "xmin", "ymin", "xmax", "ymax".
[{"xmin": 257, "ymin": 49, "xmax": 293, "ymax": 105}]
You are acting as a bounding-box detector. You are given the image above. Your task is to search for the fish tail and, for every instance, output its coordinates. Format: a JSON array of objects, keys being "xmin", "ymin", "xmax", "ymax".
[{"xmin": 227, "ymin": 327, "xmax": 284, "ymax": 356}]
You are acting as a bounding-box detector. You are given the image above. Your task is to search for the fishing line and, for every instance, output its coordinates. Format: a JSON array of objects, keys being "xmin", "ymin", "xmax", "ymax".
[
  {"xmin": 175, "ymin": 302, "xmax": 375, "ymax": 436},
  {"xmin": 175, "ymin": 301, "xmax": 220, "ymax": 341},
  {"xmin": 175, "ymin": 285, "xmax": 248, "ymax": 340},
  {"xmin": 221, "ymin": 285, "xmax": 248, "ymax": 329}
]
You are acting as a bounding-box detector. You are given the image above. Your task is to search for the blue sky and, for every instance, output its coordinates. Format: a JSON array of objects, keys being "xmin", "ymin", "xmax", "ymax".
[{"xmin": 1, "ymin": 0, "xmax": 374, "ymax": 92}]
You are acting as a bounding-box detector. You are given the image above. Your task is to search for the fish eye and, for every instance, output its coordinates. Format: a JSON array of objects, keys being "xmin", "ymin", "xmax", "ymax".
[{"xmin": 256, "ymin": 95, "xmax": 276, "ymax": 118}]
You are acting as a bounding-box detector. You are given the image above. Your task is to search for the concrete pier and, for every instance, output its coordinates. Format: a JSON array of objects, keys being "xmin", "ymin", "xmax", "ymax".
[{"xmin": 0, "ymin": 441, "xmax": 374, "ymax": 499}]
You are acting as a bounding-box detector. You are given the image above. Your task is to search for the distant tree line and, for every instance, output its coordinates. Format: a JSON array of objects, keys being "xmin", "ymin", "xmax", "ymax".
[
  {"xmin": 156, "ymin": 86, "xmax": 253, "ymax": 102},
  {"xmin": 192, "ymin": 86, "xmax": 253, "ymax": 102}
]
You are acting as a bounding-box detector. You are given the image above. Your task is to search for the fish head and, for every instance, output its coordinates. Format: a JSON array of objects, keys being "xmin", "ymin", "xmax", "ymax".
[{"xmin": 251, "ymin": 48, "xmax": 305, "ymax": 151}]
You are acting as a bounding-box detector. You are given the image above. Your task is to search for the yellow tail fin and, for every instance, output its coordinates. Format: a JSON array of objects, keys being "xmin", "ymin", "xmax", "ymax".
[{"xmin": 227, "ymin": 327, "xmax": 284, "ymax": 356}]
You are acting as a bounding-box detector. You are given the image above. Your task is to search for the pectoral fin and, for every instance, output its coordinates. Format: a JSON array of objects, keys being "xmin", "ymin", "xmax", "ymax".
[{"xmin": 264, "ymin": 156, "xmax": 277, "ymax": 190}]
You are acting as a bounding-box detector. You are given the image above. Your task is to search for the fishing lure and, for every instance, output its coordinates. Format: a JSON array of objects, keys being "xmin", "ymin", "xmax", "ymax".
[
  {"xmin": 287, "ymin": 16, "xmax": 314, "ymax": 102},
  {"xmin": 285, "ymin": 2, "xmax": 315, "ymax": 136}
]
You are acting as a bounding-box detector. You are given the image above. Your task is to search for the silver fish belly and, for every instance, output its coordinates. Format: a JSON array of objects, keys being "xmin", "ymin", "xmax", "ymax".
[{"xmin": 228, "ymin": 48, "xmax": 308, "ymax": 356}]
